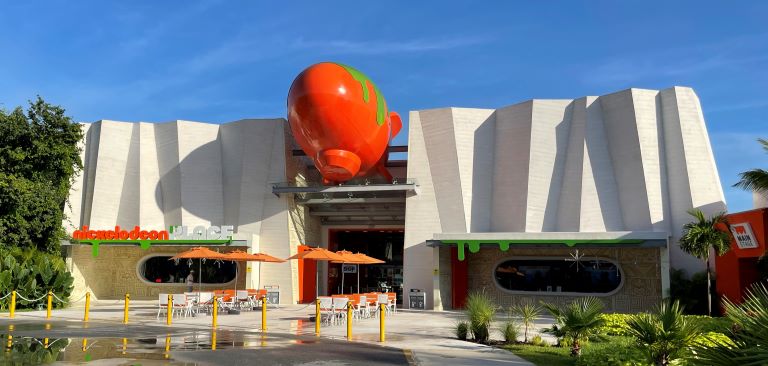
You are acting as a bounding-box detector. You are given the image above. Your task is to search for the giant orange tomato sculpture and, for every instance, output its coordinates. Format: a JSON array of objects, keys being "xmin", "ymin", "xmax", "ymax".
[{"xmin": 287, "ymin": 62, "xmax": 402, "ymax": 185}]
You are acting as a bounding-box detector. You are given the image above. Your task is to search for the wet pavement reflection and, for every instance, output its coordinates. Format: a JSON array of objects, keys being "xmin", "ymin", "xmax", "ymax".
[{"xmin": 1, "ymin": 321, "xmax": 408, "ymax": 365}]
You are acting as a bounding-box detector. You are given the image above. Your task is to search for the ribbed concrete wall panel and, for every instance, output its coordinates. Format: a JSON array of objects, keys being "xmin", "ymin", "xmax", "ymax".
[
  {"xmin": 407, "ymin": 86, "xmax": 725, "ymax": 285},
  {"xmin": 491, "ymin": 102, "xmax": 533, "ymax": 231},
  {"xmin": 526, "ymin": 100, "xmax": 573, "ymax": 232}
]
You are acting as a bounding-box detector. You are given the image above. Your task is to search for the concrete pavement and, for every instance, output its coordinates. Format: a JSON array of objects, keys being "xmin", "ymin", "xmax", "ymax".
[{"xmin": 0, "ymin": 301, "xmax": 538, "ymax": 365}]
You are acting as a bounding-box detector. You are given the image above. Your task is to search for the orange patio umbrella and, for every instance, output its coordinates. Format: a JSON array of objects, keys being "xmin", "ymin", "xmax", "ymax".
[
  {"xmin": 222, "ymin": 250, "xmax": 285, "ymax": 292},
  {"xmin": 351, "ymin": 252, "xmax": 385, "ymax": 294},
  {"xmin": 332, "ymin": 250, "xmax": 367, "ymax": 294},
  {"xmin": 286, "ymin": 247, "xmax": 345, "ymax": 298},
  {"xmin": 169, "ymin": 247, "xmax": 228, "ymax": 297}
]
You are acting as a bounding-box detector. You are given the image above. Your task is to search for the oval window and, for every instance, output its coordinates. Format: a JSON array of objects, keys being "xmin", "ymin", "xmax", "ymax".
[
  {"xmin": 138, "ymin": 255, "xmax": 237, "ymax": 284},
  {"xmin": 494, "ymin": 258, "xmax": 622, "ymax": 294}
]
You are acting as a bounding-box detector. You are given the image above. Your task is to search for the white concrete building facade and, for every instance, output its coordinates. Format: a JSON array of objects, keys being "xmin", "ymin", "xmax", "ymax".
[{"xmin": 64, "ymin": 86, "xmax": 725, "ymax": 312}]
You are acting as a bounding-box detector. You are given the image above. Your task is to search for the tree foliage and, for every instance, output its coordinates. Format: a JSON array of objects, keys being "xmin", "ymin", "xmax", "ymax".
[
  {"xmin": 0, "ymin": 97, "xmax": 83, "ymax": 252},
  {"xmin": 733, "ymin": 138, "xmax": 768, "ymax": 193},
  {"xmin": 679, "ymin": 209, "xmax": 731, "ymax": 316}
]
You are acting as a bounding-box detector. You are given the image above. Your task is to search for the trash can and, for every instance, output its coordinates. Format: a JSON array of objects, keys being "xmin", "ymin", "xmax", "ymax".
[{"xmin": 408, "ymin": 289, "xmax": 426, "ymax": 310}]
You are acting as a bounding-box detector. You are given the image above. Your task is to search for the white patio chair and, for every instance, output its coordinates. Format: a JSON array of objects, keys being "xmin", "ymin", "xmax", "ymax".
[
  {"xmin": 197, "ymin": 292, "xmax": 214, "ymax": 315},
  {"xmin": 236, "ymin": 290, "xmax": 252, "ymax": 310},
  {"xmin": 173, "ymin": 294, "xmax": 190, "ymax": 317},
  {"xmin": 355, "ymin": 295, "xmax": 369, "ymax": 319},
  {"xmin": 317, "ymin": 297, "xmax": 334, "ymax": 325},
  {"xmin": 332, "ymin": 297, "xmax": 349, "ymax": 326},
  {"xmin": 157, "ymin": 293, "xmax": 171, "ymax": 320}
]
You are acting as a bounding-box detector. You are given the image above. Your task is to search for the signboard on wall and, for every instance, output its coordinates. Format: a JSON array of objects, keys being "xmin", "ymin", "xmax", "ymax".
[
  {"xmin": 730, "ymin": 223, "xmax": 759, "ymax": 249},
  {"xmin": 342, "ymin": 264, "xmax": 357, "ymax": 274}
]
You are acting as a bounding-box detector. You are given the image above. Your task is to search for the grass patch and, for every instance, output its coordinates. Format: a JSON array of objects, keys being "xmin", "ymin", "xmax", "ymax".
[{"xmin": 503, "ymin": 344, "xmax": 575, "ymax": 366}]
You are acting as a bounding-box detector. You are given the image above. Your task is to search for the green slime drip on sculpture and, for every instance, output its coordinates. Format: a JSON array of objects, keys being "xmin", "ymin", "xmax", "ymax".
[{"xmin": 335, "ymin": 63, "xmax": 387, "ymax": 126}]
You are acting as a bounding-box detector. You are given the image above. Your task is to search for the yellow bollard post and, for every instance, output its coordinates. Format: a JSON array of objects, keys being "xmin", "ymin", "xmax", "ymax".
[
  {"xmin": 261, "ymin": 296, "xmax": 267, "ymax": 332},
  {"xmin": 84, "ymin": 292, "xmax": 90, "ymax": 322},
  {"xmin": 46, "ymin": 292, "xmax": 52, "ymax": 319},
  {"xmin": 81, "ymin": 338, "xmax": 87, "ymax": 352},
  {"xmin": 123, "ymin": 293, "xmax": 130, "ymax": 324},
  {"xmin": 212, "ymin": 296, "xmax": 218, "ymax": 328},
  {"xmin": 122, "ymin": 338, "xmax": 127, "ymax": 355},
  {"xmin": 9, "ymin": 291, "xmax": 15, "ymax": 319},
  {"xmin": 44, "ymin": 338, "xmax": 48, "ymax": 348},
  {"xmin": 211, "ymin": 330, "xmax": 217, "ymax": 351},
  {"xmin": 346, "ymin": 303, "xmax": 353, "ymax": 340},
  {"xmin": 315, "ymin": 299, "xmax": 320, "ymax": 336},
  {"xmin": 166, "ymin": 294, "xmax": 173, "ymax": 326},
  {"xmin": 379, "ymin": 303, "xmax": 386, "ymax": 342}
]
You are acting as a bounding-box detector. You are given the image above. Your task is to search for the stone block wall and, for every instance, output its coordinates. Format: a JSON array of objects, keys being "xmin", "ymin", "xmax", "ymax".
[
  {"xmin": 68, "ymin": 245, "xmax": 246, "ymax": 301},
  {"xmin": 461, "ymin": 246, "xmax": 662, "ymax": 313}
]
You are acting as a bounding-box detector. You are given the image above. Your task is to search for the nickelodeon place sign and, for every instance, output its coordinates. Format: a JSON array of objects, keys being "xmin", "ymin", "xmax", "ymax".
[{"xmin": 71, "ymin": 225, "xmax": 234, "ymax": 256}]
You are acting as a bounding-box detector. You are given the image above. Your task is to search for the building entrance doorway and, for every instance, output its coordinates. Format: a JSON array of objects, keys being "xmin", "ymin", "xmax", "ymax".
[{"xmin": 328, "ymin": 229, "xmax": 404, "ymax": 304}]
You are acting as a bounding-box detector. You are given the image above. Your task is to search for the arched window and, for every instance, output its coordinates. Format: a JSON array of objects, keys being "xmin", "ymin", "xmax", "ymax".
[
  {"xmin": 137, "ymin": 255, "xmax": 237, "ymax": 285},
  {"xmin": 494, "ymin": 258, "xmax": 622, "ymax": 295}
]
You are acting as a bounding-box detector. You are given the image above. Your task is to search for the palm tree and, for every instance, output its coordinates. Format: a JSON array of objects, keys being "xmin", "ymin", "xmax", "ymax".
[
  {"xmin": 679, "ymin": 209, "xmax": 731, "ymax": 316},
  {"xmin": 542, "ymin": 297, "xmax": 605, "ymax": 356},
  {"xmin": 512, "ymin": 302, "xmax": 542, "ymax": 343},
  {"xmin": 626, "ymin": 300, "xmax": 702, "ymax": 366},
  {"xmin": 733, "ymin": 138, "xmax": 768, "ymax": 193},
  {"xmin": 692, "ymin": 282, "xmax": 768, "ymax": 365}
]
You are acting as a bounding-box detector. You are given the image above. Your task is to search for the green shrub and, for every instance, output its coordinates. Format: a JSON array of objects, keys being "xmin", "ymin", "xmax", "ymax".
[
  {"xmin": 455, "ymin": 321, "xmax": 469, "ymax": 340},
  {"xmin": 598, "ymin": 313, "xmax": 731, "ymax": 337},
  {"xmin": 465, "ymin": 291, "xmax": 497, "ymax": 343},
  {"xmin": 501, "ymin": 320, "xmax": 519, "ymax": 343},
  {"xmin": 542, "ymin": 297, "xmax": 606, "ymax": 356},
  {"xmin": 599, "ymin": 313, "xmax": 632, "ymax": 336},
  {"xmin": 0, "ymin": 247, "xmax": 74, "ymax": 310},
  {"xmin": 530, "ymin": 335, "xmax": 548, "ymax": 347},
  {"xmin": 576, "ymin": 336, "xmax": 650, "ymax": 366},
  {"xmin": 692, "ymin": 332, "xmax": 733, "ymax": 348}
]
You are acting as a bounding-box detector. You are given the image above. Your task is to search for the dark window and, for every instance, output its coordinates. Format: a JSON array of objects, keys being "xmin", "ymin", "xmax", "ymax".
[
  {"xmin": 494, "ymin": 258, "xmax": 621, "ymax": 294},
  {"xmin": 139, "ymin": 256, "xmax": 237, "ymax": 284}
]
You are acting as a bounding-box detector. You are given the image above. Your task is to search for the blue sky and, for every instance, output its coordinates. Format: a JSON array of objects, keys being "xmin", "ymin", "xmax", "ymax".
[{"xmin": 0, "ymin": 1, "xmax": 766, "ymax": 211}]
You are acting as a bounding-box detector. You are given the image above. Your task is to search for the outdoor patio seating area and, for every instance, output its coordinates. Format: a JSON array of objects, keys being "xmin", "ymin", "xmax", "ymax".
[{"xmin": 317, "ymin": 292, "xmax": 397, "ymax": 326}]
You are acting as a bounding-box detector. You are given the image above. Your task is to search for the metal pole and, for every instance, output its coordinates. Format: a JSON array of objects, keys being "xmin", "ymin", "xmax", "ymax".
[
  {"xmin": 9, "ymin": 291, "xmax": 15, "ymax": 319},
  {"xmin": 379, "ymin": 303, "xmax": 386, "ymax": 342},
  {"xmin": 341, "ymin": 266, "xmax": 345, "ymax": 294},
  {"xmin": 357, "ymin": 265, "xmax": 360, "ymax": 293},
  {"xmin": 46, "ymin": 292, "xmax": 52, "ymax": 319},
  {"xmin": 261, "ymin": 295, "xmax": 267, "ymax": 331},
  {"xmin": 123, "ymin": 293, "xmax": 130, "ymax": 324},
  {"xmin": 346, "ymin": 303, "xmax": 353, "ymax": 340},
  {"xmin": 212, "ymin": 295, "xmax": 218, "ymax": 328},
  {"xmin": 166, "ymin": 294, "xmax": 173, "ymax": 325},
  {"xmin": 211, "ymin": 330, "xmax": 217, "ymax": 351},
  {"xmin": 315, "ymin": 299, "xmax": 320, "ymax": 335},
  {"xmin": 84, "ymin": 292, "xmax": 90, "ymax": 322}
]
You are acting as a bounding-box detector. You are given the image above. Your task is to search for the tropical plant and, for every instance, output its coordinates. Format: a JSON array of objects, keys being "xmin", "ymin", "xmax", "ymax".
[
  {"xmin": 512, "ymin": 302, "xmax": 542, "ymax": 343},
  {"xmin": 692, "ymin": 282, "xmax": 768, "ymax": 365},
  {"xmin": 501, "ymin": 320, "xmax": 520, "ymax": 343},
  {"xmin": 464, "ymin": 291, "xmax": 497, "ymax": 343},
  {"xmin": 0, "ymin": 247, "xmax": 74, "ymax": 310},
  {"xmin": 679, "ymin": 209, "xmax": 731, "ymax": 316},
  {"xmin": 542, "ymin": 297, "xmax": 606, "ymax": 356},
  {"xmin": 625, "ymin": 300, "xmax": 703, "ymax": 366},
  {"xmin": 0, "ymin": 97, "xmax": 84, "ymax": 253},
  {"xmin": 455, "ymin": 320, "xmax": 469, "ymax": 340},
  {"xmin": 733, "ymin": 138, "xmax": 768, "ymax": 194}
]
